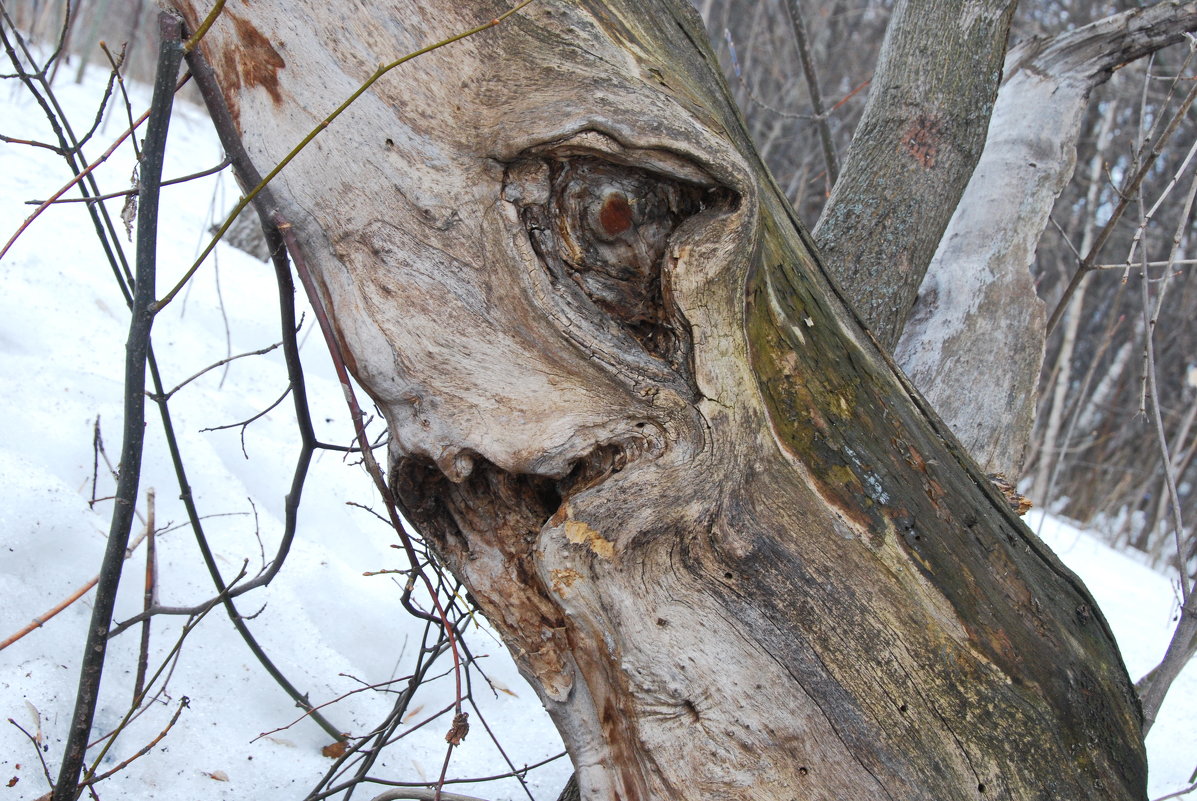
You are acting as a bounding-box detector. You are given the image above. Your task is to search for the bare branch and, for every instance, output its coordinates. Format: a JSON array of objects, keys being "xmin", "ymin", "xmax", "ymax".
[
  {"xmin": 53, "ymin": 19, "xmax": 184, "ymax": 799},
  {"xmin": 781, "ymin": 0, "xmax": 838, "ymax": 187}
]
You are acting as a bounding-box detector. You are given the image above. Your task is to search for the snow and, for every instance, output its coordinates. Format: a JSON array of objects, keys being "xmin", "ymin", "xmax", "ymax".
[
  {"xmin": 1, "ymin": 47, "xmax": 1193, "ymax": 801},
  {"xmin": 0, "ymin": 56, "xmax": 567, "ymax": 801},
  {"xmin": 1030, "ymin": 511, "xmax": 1197, "ymax": 797}
]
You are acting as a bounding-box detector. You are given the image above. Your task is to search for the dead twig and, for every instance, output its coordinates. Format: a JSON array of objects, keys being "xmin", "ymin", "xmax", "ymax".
[
  {"xmin": 85, "ymin": 698, "xmax": 189, "ymax": 785},
  {"xmin": 1046, "ymin": 79, "xmax": 1197, "ymax": 335},
  {"xmin": 53, "ymin": 18, "xmax": 184, "ymax": 800},
  {"xmin": 0, "ymin": 72, "xmax": 191, "ymax": 263},
  {"xmin": 24, "ymin": 160, "xmax": 232, "ymax": 205},
  {"xmin": 1155, "ymin": 781, "xmax": 1197, "ymax": 801},
  {"xmin": 132, "ymin": 489, "xmax": 157, "ymax": 701},
  {"xmin": 781, "ymin": 0, "xmax": 838, "ymax": 187},
  {"xmin": 149, "ymin": 340, "xmax": 283, "ymax": 401}
]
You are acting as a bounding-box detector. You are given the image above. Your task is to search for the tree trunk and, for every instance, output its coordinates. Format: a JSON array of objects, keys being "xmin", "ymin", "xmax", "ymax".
[
  {"xmin": 174, "ymin": 1, "xmax": 1147, "ymax": 798},
  {"xmin": 814, "ymin": 0, "xmax": 1017, "ymax": 352},
  {"xmin": 895, "ymin": 1, "xmax": 1197, "ymax": 478}
]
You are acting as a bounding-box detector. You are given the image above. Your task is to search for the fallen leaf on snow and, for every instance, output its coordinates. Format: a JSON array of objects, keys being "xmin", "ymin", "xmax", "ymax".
[{"xmin": 321, "ymin": 741, "xmax": 348, "ymax": 759}]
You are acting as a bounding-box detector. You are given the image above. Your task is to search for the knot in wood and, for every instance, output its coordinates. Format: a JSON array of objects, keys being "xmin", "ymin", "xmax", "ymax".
[{"xmin": 592, "ymin": 190, "xmax": 633, "ymax": 240}]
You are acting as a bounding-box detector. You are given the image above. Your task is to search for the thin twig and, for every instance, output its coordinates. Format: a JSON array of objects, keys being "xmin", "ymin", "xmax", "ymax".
[
  {"xmin": 82, "ymin": 588, "xmax": 232, "ymax": 783},
  {"xmin": 71, "ymin": 56, "xmax": 120, "ymax": 155},
  {"xmin": 199, "ymin": 384, "xmax": 291, "ymax": 458},
  {"xmin": 0, "ymin": 72, "xmax": 192, "ymax": 263},
  {"xmin": 99, "ymin": 41, "xmax": 140, "ymax": 162},
  {"xmin": 464, "ymin": 697, "xmax": 536, "ymax": 801},
  {"xmin": 132, "ymin": 489, "xmax": 157, "ymax": 702},
  {"xmin": 52, "ymin": 18, "xmax": 183, "ymax": 800},
  {"xmin": 0, "ymin": 578, "xmax": 96, "ymax": 652},
  {"xmin": 86, "ymin": 698, "xmax": 188, "ymax": 784},
  {"xmin": 722, "ymin": 28, "xmax": 815, "ymax": 120},
  {"xmin": 0, "ymin": 2, "xmax": 135, "ymax": 296},
  {"xmin": 303, "ymin": 629, "xmax": 450, "ymax": 800},
  {"xmin": 782, "ymin": 0, "xmax": 838, "ymax": 187},
  {"xmin": 9, "ymin": 717, "xmax": 55, "ymax": 793},
  {"xmin": 1135, "ymin": 147, "xmax": 1197, "ymax": 734},
  {"xmin": 250, "ymin": 676, "xmax": 414, "ymax": 744},
  {"xmin": 370, "ymin": 790, "xmax": 491, "ymax": 801},
  {"xmin": 0, "ymin": 132, "xmax": 67, "ymax": 152},
  {"xmin": 0, "ymin": 514, "xmax": 160, "ymax": 652},
  {"xmin": 1046, "ymin": 78, "xmax": 1197, "ymax": 335},
  {"xmin": 1154, "ymin": 781, "xmax": 1197, "ymax": 801},
  {"xmin": 351, "ymin": 751, "xmax": 570, "ymax": 794},
  {"xmin": 150, "ymin": 340, "xmax": 282, "ymax": 401},
  {"xmin": 24, "ymin": 159, "xmax": 232, "ymax": 204},
  {"xmin": 1096, "ymin": 258, "xmax": 1197, "ymax": 270},
  {"xmin": 90, "ymin": 416, "xmax": 105, "ymax": 509}
]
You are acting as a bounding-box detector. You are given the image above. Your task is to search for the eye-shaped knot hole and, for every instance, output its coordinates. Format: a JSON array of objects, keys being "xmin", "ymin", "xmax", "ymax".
[{"xmin": 507, "ymin": 155, "xmax": 728, "ymax": 372}]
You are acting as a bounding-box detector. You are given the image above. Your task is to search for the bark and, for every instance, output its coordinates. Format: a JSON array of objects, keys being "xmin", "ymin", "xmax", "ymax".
[
  {"xmin": 895, "ymin": 0, "xmax": 1197, "ymax": 478},
  {"xmin": 175, "ymin": 1, "xmax": 1147, "ymax": 798},
  {"xmin": 814, "ymin": 0, "xmax": 1018, "ymax": 351},
  {"xmin": 1030, "ymin": 99, "xmax": 1117, "ymax": 500}
]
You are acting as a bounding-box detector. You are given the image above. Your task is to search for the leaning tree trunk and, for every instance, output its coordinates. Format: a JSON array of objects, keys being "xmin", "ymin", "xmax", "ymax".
[{"xmin": 174, "ymin": 1, "xmax": 1146, "ymax": 798}]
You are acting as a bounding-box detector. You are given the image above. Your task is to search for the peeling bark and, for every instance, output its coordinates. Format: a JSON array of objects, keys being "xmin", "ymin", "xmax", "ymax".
[{"xmin": 176, "ymin": 1, "xmax": 1148, "ymax": 798}]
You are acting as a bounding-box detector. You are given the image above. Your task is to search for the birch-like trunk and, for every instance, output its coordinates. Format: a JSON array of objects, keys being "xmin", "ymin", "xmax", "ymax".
[
  {"xmin": 895, "ymin": 2, "xmax": 1197, "ymax": 477},
  {"xmin": 174, "ymin": 1, "xmax": 1147, "ymax": 798}
]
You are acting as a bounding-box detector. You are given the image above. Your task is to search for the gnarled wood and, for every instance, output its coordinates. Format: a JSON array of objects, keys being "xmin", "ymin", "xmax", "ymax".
[{"xmin": 174, "ymin": 1, "xmax": 1147, "ymax": 798}]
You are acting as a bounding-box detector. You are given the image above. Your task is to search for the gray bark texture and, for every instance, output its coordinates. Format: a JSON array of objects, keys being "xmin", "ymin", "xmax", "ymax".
[
  {"xmin": 172, "ymin": 1, "xmax": 1148, "ymax": 798},
  {"xmin": 895, "ymin": 1, "xmax": 1197, "ymax": 478},
  {"xmin": 814, "ymin": 0, "xmax": 1018, "ymax": 351}
]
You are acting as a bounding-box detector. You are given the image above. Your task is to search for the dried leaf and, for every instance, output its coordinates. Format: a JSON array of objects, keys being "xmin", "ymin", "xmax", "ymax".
[
  {"xmin": 444, "ymin": 712, "xmax": 469, "ymax": 746},
  {"xmin": 24, "ymin": 700, "xmax": 42, "ymax": 744},
  {"xmin": 321, "ymin": 740, "xmax": 348, "ymax": 759},
  {"xmin": 120, "ymin": 192, "xmax": 138, "ymax": 241},
  {"xmin": 401, "ymin": 704, "xmax": 425, "ymax": 723},
  {"xmin": 204, "ymin": 770, "xmax": 229, "ymax": 782},
  {"xmin": 988, "ymin": 473, "xmax": 1032, "ymax": 516},
  {"xmin": 486, "ymin": 677, "xmax": 518, "ymax": 698}
]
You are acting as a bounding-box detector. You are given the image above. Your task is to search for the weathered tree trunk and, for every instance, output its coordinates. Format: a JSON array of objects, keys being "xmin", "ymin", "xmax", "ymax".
[{"xmin": 174, "ymin": 0, "xmax": 1147, "ymax": 798}]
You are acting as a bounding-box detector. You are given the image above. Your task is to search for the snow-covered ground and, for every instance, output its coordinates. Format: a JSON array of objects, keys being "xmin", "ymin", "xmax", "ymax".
[
  {"xmin": 1, "ymin": 45, "xmax": 1193, "ymax": 801},
  {"xmin": 0, "ymin": 54, "xmax": 568, "ymax": 801}
]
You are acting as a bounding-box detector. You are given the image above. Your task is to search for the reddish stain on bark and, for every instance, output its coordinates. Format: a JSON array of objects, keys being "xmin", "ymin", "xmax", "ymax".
[
  {"xmin": 216, "ymin": 10, "xmax": 286, "ymax": 126},
  {"xmin": 900, "ymin": 115, "xmax": 943, "ymax": 169}
]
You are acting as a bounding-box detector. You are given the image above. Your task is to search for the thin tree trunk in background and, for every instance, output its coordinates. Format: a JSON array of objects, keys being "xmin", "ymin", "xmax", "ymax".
[
  {"xmin": 173, "ymin": 0, "xmax": 1148, "ymax": 798},
  {"xmin": 781, "ymin": 0, "xmax": 838, "ymax": 188},
  {"xmin": 895, "ymin": 2, "xmax": 1197, "ymax": 477},
  {"xmin": 815, "ymin": 0, "xmax": 1017, "ymax": 351}
]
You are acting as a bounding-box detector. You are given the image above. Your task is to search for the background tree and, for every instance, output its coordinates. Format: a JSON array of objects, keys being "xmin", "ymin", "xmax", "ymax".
[{"xmin": 706, "ymin": 0, "xmax": 1197, "ymax": 566}]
